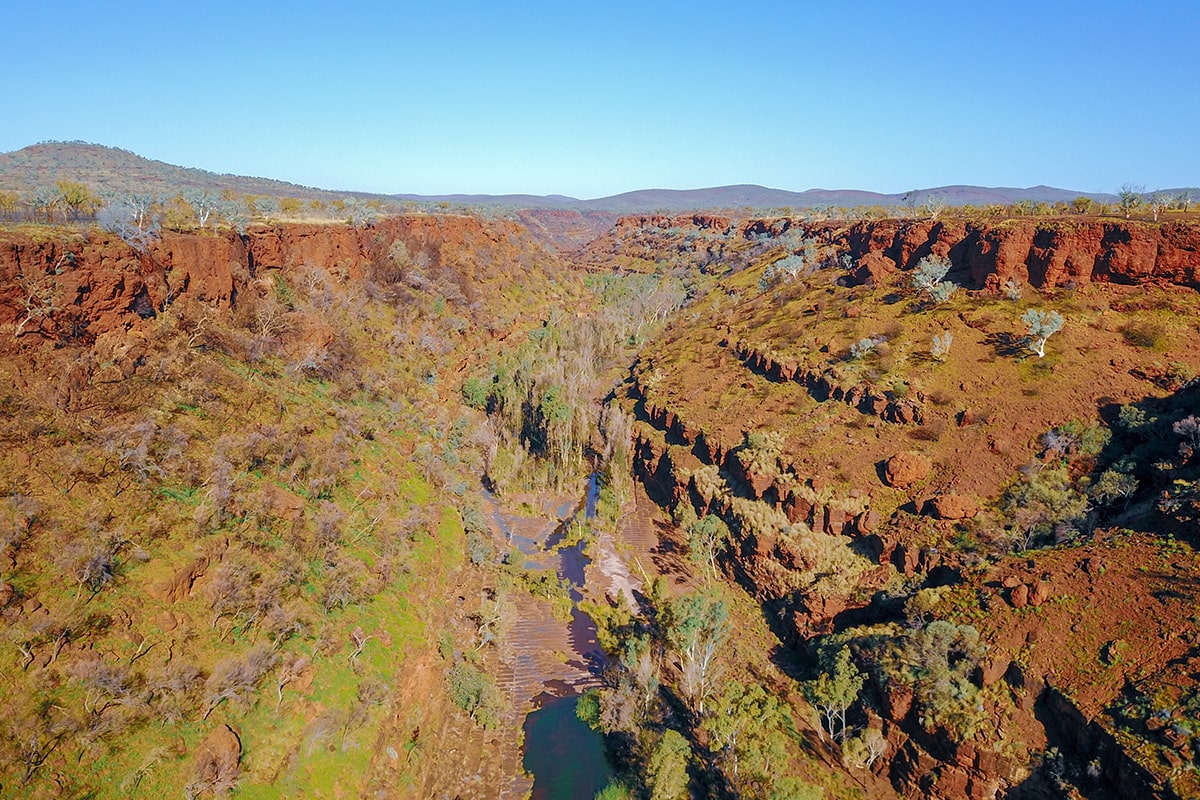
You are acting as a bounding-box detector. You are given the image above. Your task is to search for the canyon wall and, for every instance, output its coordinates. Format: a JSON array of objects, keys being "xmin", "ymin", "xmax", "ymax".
[
  {"xmin": 825, "ymin": 218, "xmax": 1200, "ymax": 290},
  {"xmin": 0, "ymin": 215, "xmax": 553, "ymax": 341}
]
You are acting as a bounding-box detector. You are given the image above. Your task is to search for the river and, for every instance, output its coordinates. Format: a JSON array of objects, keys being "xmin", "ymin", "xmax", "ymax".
[{"xmin": 486, "ymin": 474, "xmax": 645, "ymax": 799}]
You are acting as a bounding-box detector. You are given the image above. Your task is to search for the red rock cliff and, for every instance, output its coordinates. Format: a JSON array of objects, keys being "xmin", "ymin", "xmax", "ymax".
[
  {"xmin": 0, "ymin": 215, "xmax": 554, "ymax": 340},
  {"xmin": 835, "ymin": 218, "xmax": 1200, "ymax": 290}
]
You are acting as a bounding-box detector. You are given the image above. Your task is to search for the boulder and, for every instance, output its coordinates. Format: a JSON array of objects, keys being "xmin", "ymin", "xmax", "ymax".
[
  {"xmin": 883, "ymin": 452, "xmax": 931, "ymax": 488},
  {"xmin": 853, "ymin": 251, "xmax": 897, "ymax": 285},
  {"xmin": 1009, "ymin": 584, "xmax": 1029, "ymax": 609},
  {"xmin": 930, "ymin": 494, "xmax": 979, "ymax": 520},
  {"xmin": 1029, "ymin": 580, "xmax": 1052, "ymax": 607}
]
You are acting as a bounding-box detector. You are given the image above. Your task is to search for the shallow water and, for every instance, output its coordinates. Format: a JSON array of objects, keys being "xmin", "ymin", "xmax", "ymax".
[
  {"xmin": 522, "ymin": 694, "xmax": 614, "ymax": 800},
  {"xmin": 517, "ymin": 472, "xmax": 615, "ymax": 798}
]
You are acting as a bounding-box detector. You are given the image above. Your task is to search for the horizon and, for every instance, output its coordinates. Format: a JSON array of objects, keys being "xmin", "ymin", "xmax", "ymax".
[
  {"xmin": 5, "ymin": 1, "xmax": 1199, "ymax": 198},
  {"xmin": 10, "ymin": 140, "xmax": 1185, "ymax": 204}
]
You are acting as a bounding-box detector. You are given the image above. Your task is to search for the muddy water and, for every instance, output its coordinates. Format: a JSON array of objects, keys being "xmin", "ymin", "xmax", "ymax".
[{"xmin": 487, "ymin": 475, "xmax": 634, "ymax": 799}]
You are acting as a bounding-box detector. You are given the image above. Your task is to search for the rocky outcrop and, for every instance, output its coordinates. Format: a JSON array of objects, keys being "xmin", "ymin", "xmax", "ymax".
[
  {"xmin": 729, "ymin": 339, "xmax": 927, "ymax": 425},
  {"xmin": 628, "ymin": 372, "xmax": 882, "ymax": 633},
  {"xmin": 1038, "ymin": 686, "xmax": 1177, "ymax": 800},
  {"xmin": 514, "ymin": 208, "xmax": 618, "ymax": 253},
  {"xmin": 612, "ymin": 213, "xmax": 733, "ymax": 236}
]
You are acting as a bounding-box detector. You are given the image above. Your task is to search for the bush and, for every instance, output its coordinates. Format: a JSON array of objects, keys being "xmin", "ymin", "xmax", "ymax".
[
  {"xmin": 850, "ymin": 337, "xmax": 877, "ymax": 360},
  {"xmin": 1121, "ymin": 320, "xmax": 1168, "ymax": 350},
  {"xmin": 1002, "ymin": 462, "xmax": 1090, "ymax": 549},
  {"xmin": 1175, "ymin": 416, "xmax": 1200, "ymax": 461},
  {"xmin": 1090, "ymin": 469, "xmax": 1139, "ymax": 506}
]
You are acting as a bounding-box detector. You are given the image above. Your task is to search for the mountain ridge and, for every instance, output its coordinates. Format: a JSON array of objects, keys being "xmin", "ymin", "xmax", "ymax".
[{"xmin": 5, "ymin": 140, "xmax": 1187, "ymax": 213}]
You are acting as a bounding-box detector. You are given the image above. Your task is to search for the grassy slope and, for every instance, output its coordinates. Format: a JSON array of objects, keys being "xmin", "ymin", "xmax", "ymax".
[{"xmin": 0, "ymin": 217, "xmax": 588, "ymax": 797}]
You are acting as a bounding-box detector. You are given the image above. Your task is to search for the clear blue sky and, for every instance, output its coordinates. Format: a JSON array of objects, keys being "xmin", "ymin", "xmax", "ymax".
[{"xmin": 5, "ymin": 1, "xmax": 1198, "ymax": 198}]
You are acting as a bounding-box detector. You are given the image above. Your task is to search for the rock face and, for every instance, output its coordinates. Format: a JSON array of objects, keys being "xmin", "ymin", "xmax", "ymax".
[
  {"xmin": 0, "ymin": 215, "xmax": 554, "ymax": 342},
  {"xmin": 884, "ymin": 452, "xmax": 932, "ymax": 488},
  {"xmin": 836, "ymin": 218, "xmax": 1200, "ymax": 290}
]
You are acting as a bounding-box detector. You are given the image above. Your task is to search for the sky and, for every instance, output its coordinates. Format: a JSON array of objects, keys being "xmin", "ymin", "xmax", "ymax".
[{"xmin": 4, "ymin": 1, "xmax": 1198, "ymax": 198}]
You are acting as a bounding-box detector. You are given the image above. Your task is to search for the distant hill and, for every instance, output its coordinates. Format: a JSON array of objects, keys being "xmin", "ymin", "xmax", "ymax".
[
  {"xmin": 0, "ymin": 141, "xmax": 362, "ymax": 201},
  {"xmin": 5, "ymin": 141, "xmax": 1189, "ymax": 215},
  {"xmin": 567, "ymin": 184, "xmax": 1123, "ymax": 213}
]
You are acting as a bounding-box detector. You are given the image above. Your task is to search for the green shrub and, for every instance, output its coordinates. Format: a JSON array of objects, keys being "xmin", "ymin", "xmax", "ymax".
[
  {"xmin": 1001, "ymin": 462, "xmax": 1090, "ymax": 549},
  {"xmin": 1121, "ymin": 320, "xmax": 1168, "ymax": 350},
  {"xmin": 447, "ymin": 662, "xmax": 505, "ymax": 728}
]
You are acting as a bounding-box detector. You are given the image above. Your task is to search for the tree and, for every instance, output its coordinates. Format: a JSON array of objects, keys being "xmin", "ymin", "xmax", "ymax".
[
  {"xmin": 0, "ymin": 190, "xmax": 18, "ymax": 219},
  {"xmin": 849, "ymin": 337, "xmax": 878, "ymax": 360},
  {"xmin": 1070, "ymin": 196, "xmax": 1095, "ymax": 215},
  {"xmin": 930, "ymin": 331, "xmax": 953, "ymax": 361},
  {"xmin": 922, "ymin": 195, "xmax": 948, "ymax": 220},
  {"xmin": 56, "ymin": 180, "xmax": 98, "ymax": 219},
  {"xmin": 1118, "ymin": 184, "xmax": 1144, "ymax": 218},
  {"xmin": 279, "ymin": 197, "xmax": 304, "ymax": 216},
  {"xmin": 666, "ymin": 592, "xmax": 729, "ymax": 715},
  {"xmin": 344, "ymin": 197, "xmax": 377, "ymax": 227},
  {"xmin": 183, "ymin": 190, "xmax": 221, "ymax": 229},
  {"xmin": 910, "ymin": 255, "xmax": 956, "ymax": 305},
  {"xmin": 203, "ymin": 646, "xmax": 278, "ymax": 718},
  {"xmin": 30, "ymin": 186, "xmax": 60, "ymax": 222},
  {"xmin": 687, "ymin": 514, "xmax": 730, "ymax": 579},
  {"xmin": 1147, "ymin": 191, "xmax": 1170, "ymax": 222},
  {"xmin": 1003, "ymin": 278, "xmax": 1023, "ymax": 303},
  {"xmin": 254, "ymin": 196, "xmax": 280, "ymax": 219},
  {"xmin": 804, "ymin": 646, "xmax": 863, "ymax": 743},
  {"xmin": 217, "ymin": 198, "xmax": 249, "ymax": 234},
  {"xmin": 647, "ymin": 729, "xmax": 691, "ymax": 800},
  {"xmin": 1021, "ymin": 308, "xmax": 1064, "ymax": 357},
  {"xmin": 97, "ymin": 194, "xmax": 161, "ymax": 252},
  {"xmin": 14, "ymin": 251, "xmax": 72, "ymax": 338},
  {"xmin": 446, "ymin": 662, "xmax": 504, "ymax": 728},
  {"xmin": 703, "ymin": 681, "xmax": 790, "ymax": 792},
  {"xmin": 843, "ymin": 727, "xmax": 888, "ymax": 770}
]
